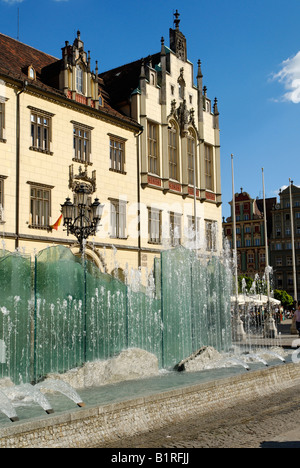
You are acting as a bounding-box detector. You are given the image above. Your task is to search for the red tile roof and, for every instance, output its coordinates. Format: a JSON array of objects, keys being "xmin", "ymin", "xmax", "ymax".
[
  {"xmin": 0, "ymin": 33, "xmax": 60, "ymax": 87},
  {"xmin": 0, "ymin": 33, "xmax": 141, "ymax": 130}
]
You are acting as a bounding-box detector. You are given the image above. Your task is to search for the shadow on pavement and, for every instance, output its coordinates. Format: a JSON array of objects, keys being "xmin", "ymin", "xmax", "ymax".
[{"xmin": 261, "ymin": 441, "xmax": 300, "ymax": 448}]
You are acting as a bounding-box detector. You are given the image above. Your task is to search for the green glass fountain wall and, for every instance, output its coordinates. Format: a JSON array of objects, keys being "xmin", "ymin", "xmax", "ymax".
[{"xmin": 0, "ymin": 245, "xmax": 232, "ymax": 384}]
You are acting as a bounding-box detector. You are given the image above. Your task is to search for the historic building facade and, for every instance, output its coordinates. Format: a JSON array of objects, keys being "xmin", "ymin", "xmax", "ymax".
[
  {"xmin": 270, "ymin": 183, "xmax": 300, "ymax": 299},
  {"xmin": 223, "ymin": 189, "xmax": 276, "ymax": 279},
  {"xmin": 0, "ymin": 12, "xmax": 222, "ymax": 277},
  {"xmin": 100, "ymin": 12, "xmax": 222, "ymax": 270}
]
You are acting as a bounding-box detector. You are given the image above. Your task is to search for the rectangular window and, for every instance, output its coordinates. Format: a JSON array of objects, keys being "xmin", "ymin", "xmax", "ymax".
[
  {"xmin": 73, "ymin": 125, "xmax": 91, "ymax": 163},
  {"xmin": 187, "ymin": 215, "xmax": 200, "ymax": 241},
  {"xmin": 259, "ymin": 252, "xmax": 265, "ymax": 264},
  {"xmin": 76, "ymin": 65, "xmax": 84, "ymax": 94},
  {"xmin": 148, "ymin": 122, "xmax": 159, "ymax": 175},
  {"xmin": 204, "ymin": 144, "xmax": 214, "ymax": 191},
  {"xmin": 0, "ymin": 177, "xmax": 5, "ymax": 222},
  {"xmin": 148, "ymin": 207, "xmax": 162, "ymax": 244},
  {"xmin": 29, "ymin": 108, "xmax": 54, "ymax": 153},
  {"xmin": 248, "ymin": 253, "xmax": 254, "ymax": 264},
  {"xmin": 0, "ymin": 102, "xmax": 5, "ymax": 141},
  {"xmin": 187, "ymin": 135, "xmax": 195, "ymax": 185},
  {"xmin": 205, "ymin": 220, "xmax": 217, "ymax": 251},
  {"xmin": 168, "ymin": 124, "xmax": 178, "ymax": 180},
  {"xmin": 110, "ymin": 199, "xmax": 126, "ymax": 239},
  {"xmin": 170, "ymin": 212, "xmax": 181, "ymax": 247},
  {"xmin": 29, "ymin": 185, "xmax": 51, "ymax": 229},
  {"xmin": 109, "ymin": 136, "xmax": 125, "ymax": 173}
]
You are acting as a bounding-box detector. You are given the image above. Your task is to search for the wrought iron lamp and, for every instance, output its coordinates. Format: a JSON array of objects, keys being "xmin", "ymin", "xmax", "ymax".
[{"xmin": 61, "ymin": 183, "xmax": 104, "ymax": 252}]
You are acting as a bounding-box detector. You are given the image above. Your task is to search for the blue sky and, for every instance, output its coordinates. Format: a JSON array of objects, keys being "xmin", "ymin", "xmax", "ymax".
[{"xmin": 1, "ymin": 0, "xmax": 300, "ymax": 219}]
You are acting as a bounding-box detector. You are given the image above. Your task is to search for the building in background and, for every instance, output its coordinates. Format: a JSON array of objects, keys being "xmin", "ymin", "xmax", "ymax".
[
  {"xmin": 0, "ymin": 11, "xmax": 223, "ymax": 277},
  {"xmin": 224, "ymin": 183, "xmax": 300, "ymax": 301},
  {"xmin": 223, "ymin": 189, "xmax": 276, "ymax": 279},
  {"xmin": 270, "ymin": 183, "xmax": 300, "ymax": 300}
]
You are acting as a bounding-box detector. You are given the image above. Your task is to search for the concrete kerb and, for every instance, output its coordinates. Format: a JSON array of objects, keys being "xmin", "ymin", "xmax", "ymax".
[{"xmin": 0, "ymin": 363, "xmax": 299, "ymax": 448}]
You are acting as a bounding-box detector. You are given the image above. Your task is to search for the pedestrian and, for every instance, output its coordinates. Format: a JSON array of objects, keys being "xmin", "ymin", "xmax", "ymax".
[{"xmin": 295, "ymin": 301, "xmax": 300, "ymax": 337}]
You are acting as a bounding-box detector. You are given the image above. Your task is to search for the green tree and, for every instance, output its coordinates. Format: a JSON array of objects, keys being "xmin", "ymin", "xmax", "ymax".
[
  {"xmin": 273, "ymin": 289, "xmax": 294, "ymax": 309},
  {"xmin": 238, "ymin": 275, "xmax": 253, "ymax": 293}
]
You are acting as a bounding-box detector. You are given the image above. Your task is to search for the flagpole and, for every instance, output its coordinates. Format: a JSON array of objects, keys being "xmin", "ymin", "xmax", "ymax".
[
  {"xmin": 289, "ymin": 178, "xmax": 298, "ymax": 302},
  {"xmin": 262, "ymin": 168, "xmax": 277, "ymax": 338},
  {"xmin": 231, "ymin": 155, "xmax": 238, "ymax": 300},
  {"xmin": 231, "ymin": 154, "xmax": 245, "ymax": 341},
  {"xmin": 262, "ymin": 168, "xmax": 270, "ymax": 301}
]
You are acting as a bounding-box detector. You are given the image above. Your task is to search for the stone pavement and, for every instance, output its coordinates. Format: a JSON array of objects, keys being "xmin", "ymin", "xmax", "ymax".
[{"xmin": 99, "ymin": 382, "xmax": 300, "ymax": 449}]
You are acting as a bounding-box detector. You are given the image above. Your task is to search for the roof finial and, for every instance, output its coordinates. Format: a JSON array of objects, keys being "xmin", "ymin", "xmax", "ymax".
[
  {"xmin": 174, "ymin": 10, "xmax": 180, "ymax": 30},
  {"xmin": 213, "ymin": 97, "xmax": 219, "ymax": 115},
  {"xmin": 197, "ymin": 59, "xmax": 203, "ymax": 79}
]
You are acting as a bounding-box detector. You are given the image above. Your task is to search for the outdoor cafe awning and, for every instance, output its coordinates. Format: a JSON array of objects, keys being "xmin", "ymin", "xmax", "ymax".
[{"xmin": 231, "ymin": 294, "xmax": 281, "ymax": 306}]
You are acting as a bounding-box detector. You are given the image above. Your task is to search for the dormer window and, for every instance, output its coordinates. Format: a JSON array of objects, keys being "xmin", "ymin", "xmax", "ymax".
[
  {"xmin": 76, "ymin": 64, "xmax": 84, "ymax": 94},
  {"xmin": 61, "ymin": 33, "xmax": 99, "ymax": 108},
  {"xmin": 28, "ymin": 66, "xmax": 36, "ymax": 80}
]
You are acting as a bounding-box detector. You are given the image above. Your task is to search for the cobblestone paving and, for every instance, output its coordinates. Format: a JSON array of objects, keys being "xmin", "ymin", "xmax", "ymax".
[{"xmin": 96, "ymin": 384, "xmax": 300, "ymax": 448}]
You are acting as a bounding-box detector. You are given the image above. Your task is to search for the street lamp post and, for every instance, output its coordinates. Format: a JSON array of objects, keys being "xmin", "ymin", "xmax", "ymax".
[{"xmin": 61, "ymin": 183, "xmax": 104, "ymax": 253}]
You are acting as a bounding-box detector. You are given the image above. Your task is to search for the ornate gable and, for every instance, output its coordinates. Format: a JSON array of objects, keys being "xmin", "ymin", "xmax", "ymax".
[{"xmin": 60, "ymin": 31, "xmax": 100, "ymax": 109}]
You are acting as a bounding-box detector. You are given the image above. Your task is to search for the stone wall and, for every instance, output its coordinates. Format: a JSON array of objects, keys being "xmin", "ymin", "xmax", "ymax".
[{"xmin": 0, "ymin": 363, "xmax": 299, "ymax": 448}]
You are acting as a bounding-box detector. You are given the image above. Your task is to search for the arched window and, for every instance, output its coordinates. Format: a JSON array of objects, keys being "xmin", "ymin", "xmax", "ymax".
[
  {"xmin": 168, "ymin": 121, "xmax": 178, "ymax": 181},
  {"xmin": 76, "ymin": 64, "xmax": 84, "ymax": 94}
]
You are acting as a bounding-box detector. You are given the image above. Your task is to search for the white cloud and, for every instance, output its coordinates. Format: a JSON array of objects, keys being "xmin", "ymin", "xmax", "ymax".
[
  {"xmin": 272, "ymin": 51, "xmax": 300, "ymax": 103},
  {"xmin": 1, "ymin": 0, "xmax": 24, "ymax": 4}
]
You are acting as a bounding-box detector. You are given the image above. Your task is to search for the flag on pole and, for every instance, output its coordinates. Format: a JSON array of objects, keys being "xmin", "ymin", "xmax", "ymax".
[{"xmin": 50, "ymin": 214, "xmax": 62, "ymax": 231}]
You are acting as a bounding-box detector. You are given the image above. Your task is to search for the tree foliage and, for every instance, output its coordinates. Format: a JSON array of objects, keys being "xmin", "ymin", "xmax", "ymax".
[{"xmin": 273, "ymin": 289, "xmax": 294, "ymax": 308}]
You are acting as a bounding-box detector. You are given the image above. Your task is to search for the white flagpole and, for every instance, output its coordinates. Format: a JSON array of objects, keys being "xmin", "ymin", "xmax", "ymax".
[
  {"xmin": 231, "ymin": 154, "xmax": 238, "ymax": 300},
  {"xmin": 262, "ymin": 168, "xmax": 270, "ymax": 302},
  {"xmin": 231, "ymin": 154, "xmax": 245, "ymax": 341},
  {"xmin": 262, "ymin": 168, "xmax": 277, "ymax": 338},
  {"xmin": 289, "ymin": 178, "xmax": 298, "ymax": 302}
]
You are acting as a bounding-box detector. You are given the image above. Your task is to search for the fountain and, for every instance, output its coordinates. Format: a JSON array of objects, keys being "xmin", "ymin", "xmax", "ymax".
[
  {"xmin": 0, "ymin": 378, "xmax": 85, "ymax": 422},
  {"xmin": 0, "ymin": 244, "xmax": 233, "ymax": 388},
  {"xmin": 35, "ymin": 379, "xmax": 85, "ymax": 407},
  {"xmin": 0, "ymin": 389, "xmax": 19, "ymax": 422},
  {"xmin": 5, "ymin": 383, "xmax": 54, "ymax": 415},
  {"xmin": 0, "ymin": 239, "xmax": 291, "ymax": 430}
]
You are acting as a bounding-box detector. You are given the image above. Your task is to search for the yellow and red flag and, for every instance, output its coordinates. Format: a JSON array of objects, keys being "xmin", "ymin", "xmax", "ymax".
[{"xmin": 50, "ymin": 214, "xmax": 62, "ymax": 231}]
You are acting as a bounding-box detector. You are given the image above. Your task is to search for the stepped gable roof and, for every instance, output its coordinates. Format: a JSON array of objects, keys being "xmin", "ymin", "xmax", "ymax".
[{"xmin": 0, "ymin": 33, "xmax": 140, "ymax": 129}]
